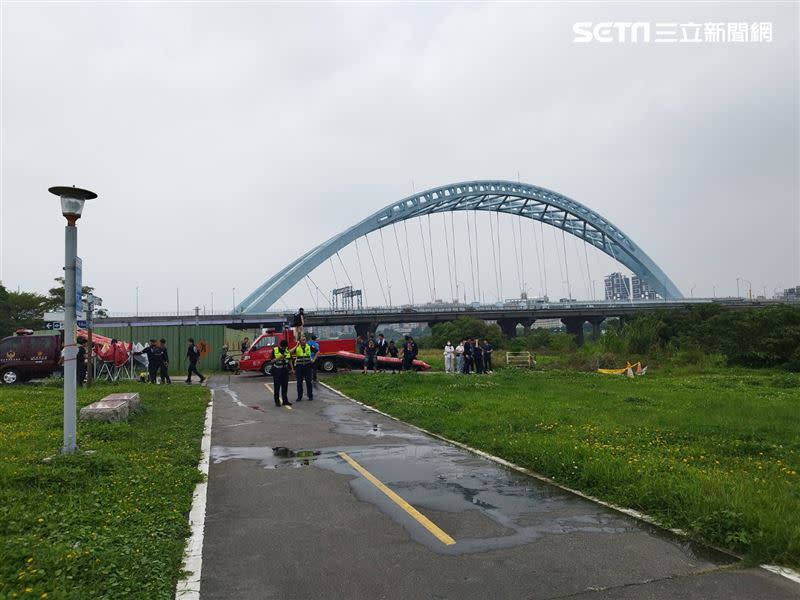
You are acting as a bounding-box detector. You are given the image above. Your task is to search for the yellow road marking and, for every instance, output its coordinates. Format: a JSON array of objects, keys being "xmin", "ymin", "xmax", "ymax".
[
  {"xmin": 338, "ymin": 451, "xmax": 456, "ymax": 546},
  {"xmin": 265, "ymin": 382, "xmax": 292, "ymax": 409}
]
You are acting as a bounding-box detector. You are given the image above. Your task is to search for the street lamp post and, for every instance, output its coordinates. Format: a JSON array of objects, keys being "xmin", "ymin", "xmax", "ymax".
[{"xmin": 48, "ymin": 186, "xmax": 97, "ymax": 454}]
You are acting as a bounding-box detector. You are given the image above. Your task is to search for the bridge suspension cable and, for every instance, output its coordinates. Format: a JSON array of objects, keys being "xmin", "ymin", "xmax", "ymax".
[
  {"xmin": 495, "ymin": 211, "xmax": 504, "ymax": 300},
  {"xmin": 530, "ymin": 218, "xmax": 544, "ymax": 298},
  {"xmin": 392, "ymin": 222, "xmax": 412, "ymax": 304},
  {"xmin": 305, "ymin": 274, "xmax": 333, "ymax": 308},
  {"xmin": 366, "ymin": 232, "xmax": 389, "ymax": 305},
  {"xmin": 378, "ymin": 228, "xmax": 392, "ymax": 306},
  {"xmin": 441, "ymin": 213, "xmax": 455, "ymax": 302},
  {"xmin": 538, "ymin": 219, "xmax": 548, "ymax": 297},
  {"xmin": 474, "ymin": 212, "xmax": 481, "ymax": 303},
  {"xmin": 427, "ymin": 213, "xmax": 437, "ymax": 301},
  {"xmin": 510, "ymin": 212, "xmax": 523, "ymax": 296},
  {"xmin": 353, "ymin": 237, "xmax": 368, "ymax": 307},
  {"xmin": 336, "ymin": 251, "xmax": 354, "ymax": 289},
  {"xmin": 329, "ymin": 257, "xmax": 340, "ymax": 288},
  {"xmin": 518, "ymin": 216, "xmax": 526, "ymax": 297},
  {"xmin": 584, "ymin": 242, "xmax": 594, "ymax": 300},
  {"xmin": 465, "ymin": 212, "xmax": 476, "ymax": 302},
  {"xmin": 561, "ymin": 229, "xmax": 573, "ymax": 299},
  {"xmin": 489, "ymin": 209, "xmax": 500, "ymax": 301},
  {"xmin": 402, "ymin": 220, "xmax": 415, "ymax": 304},
  {"xmin": 418, "ymin": 217, "xmax": 434, "ymax": 301},
  {"xmin": 449, "ymin": 212, "xmax": 458, "ymax": 301},
  {"xmin": 303, "ymin": 275, "xmax": 319, "ymax": 310}
]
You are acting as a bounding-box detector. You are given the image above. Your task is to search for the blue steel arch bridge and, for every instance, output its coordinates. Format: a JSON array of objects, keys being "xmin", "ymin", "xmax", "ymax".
[{"xmin": 235, "ymin": 180, "xmax": 682, "ymax": 315}]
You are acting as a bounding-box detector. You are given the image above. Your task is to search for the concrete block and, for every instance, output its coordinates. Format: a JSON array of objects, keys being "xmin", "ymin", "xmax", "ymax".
[
  {"xmin": 103, "ymin": 392, "xmax": 141, "ymax": 412},
  {"xmin": 79, "ymin": 399, "xmax": 130, "ymax": 423}
]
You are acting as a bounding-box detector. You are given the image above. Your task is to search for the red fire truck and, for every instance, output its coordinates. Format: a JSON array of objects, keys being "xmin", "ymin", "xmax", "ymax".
[
  {"xmin": 238, "ymin": 329, "xmax": 431, "ymax": 375},
  {"xmin": 238, "ymin": 329, "xmax": 355, "ymax": 375}
]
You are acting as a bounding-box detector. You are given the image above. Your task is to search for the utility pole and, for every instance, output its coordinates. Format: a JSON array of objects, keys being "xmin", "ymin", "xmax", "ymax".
[{"xmin": 176, "ymin": 288, "xmax": 180, "ymax": 315}]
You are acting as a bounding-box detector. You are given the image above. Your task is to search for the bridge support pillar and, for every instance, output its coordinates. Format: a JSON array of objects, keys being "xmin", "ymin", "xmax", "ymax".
[
  {"xmin": 561, "ymin": 317, "xmax": 586, "ymax": 346},
  {"xmin": 354, "ymin": 322, "xmax": 378, "ymax": 339},
  {"xmin": 588, "ymin": 317, "xmax": 605, "ymax": 342},
  {"xmin": 497, "ymin": 319, "xmax": 519, "ymax": 338}
]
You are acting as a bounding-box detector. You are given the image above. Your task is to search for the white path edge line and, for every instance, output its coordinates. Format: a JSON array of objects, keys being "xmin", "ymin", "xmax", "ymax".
[
  {"xmin": 319, "ymin": 381, "xmax": 800, "ymax": 587},
  {"xmin": 175, "ymin": 389, "xmax": 214, "ymax": 599}
]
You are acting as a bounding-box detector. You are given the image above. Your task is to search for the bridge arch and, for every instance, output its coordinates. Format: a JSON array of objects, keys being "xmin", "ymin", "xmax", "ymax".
[{"xmin": 236, "ymin": 180, "xmax": 682, "ymax": 313}]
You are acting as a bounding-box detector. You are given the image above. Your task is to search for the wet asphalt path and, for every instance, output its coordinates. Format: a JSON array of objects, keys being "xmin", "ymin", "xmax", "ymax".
[{"xmin": 200, "ymin": 374, "xmax": 799, "ymax": 600}]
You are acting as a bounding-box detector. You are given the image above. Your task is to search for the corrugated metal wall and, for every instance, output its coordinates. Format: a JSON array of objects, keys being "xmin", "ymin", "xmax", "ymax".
[{"xmin": 92, "ymin": 325, "xmax": 254, "ymax": 374}]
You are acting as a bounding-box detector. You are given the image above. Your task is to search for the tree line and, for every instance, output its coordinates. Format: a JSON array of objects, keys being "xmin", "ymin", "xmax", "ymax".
[
  {"xmin": 417, "ymin": 304, "xmax": 800, "ymax": 371},
  {"xmin": 0, "ymin": 279, "xmax": 108, "ymax": 338}
]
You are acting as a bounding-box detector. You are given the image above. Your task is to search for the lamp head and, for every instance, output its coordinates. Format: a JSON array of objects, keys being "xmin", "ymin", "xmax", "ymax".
[{"xmin": 48, "ymin": 186, "xmax": 97, "ymax": 224}]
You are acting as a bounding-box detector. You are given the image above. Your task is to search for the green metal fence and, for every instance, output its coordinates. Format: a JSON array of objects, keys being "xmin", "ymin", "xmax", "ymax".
[{"xmin": 92, "ymin": 325, "xmax": 254, "ymax": 375}]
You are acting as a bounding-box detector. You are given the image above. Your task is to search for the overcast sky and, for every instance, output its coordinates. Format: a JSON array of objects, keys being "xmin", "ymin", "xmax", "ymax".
[{"xmin": 1, "ymin": 1, "xmax": 797, "ymax": 314}]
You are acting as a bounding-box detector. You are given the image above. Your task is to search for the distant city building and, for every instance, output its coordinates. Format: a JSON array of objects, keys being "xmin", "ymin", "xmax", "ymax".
[
  {"xmin": 776, "ymin": 285, "xmax": 800, "ymax": 302},
  {"xmin": 631, "ymin": 276, "xmax": 658, "ymax": 300},
  {"xmin": 604, "ymin": 272, "xmax": 630, "ymax": 300}
]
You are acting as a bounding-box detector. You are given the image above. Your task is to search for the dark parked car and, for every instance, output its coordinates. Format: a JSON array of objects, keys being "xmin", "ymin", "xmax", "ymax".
[{"xmin": 0, "ymin": 331, "xmax": 62, "ymax": 384}]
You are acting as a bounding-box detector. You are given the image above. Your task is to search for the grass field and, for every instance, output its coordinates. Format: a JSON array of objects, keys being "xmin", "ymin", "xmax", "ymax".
[
  {"xmin": 0, "ymin": 382, "xmax": 209, "ymax": 599},
  {"xmin": 329, "ymin": 367, "xmax": 800, "ymax": 567}
]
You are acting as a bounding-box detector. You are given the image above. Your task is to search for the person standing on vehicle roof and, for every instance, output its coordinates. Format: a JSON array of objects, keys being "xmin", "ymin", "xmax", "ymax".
[
  {"xmin": 186, "ymin": 338, "xmax": 205, "ymax": 384},
  {"xmin": 292, "ymin": 308, "xmax": 305, "ymax": 339},
  {"xmin": 308, "ymin": 334, "xmax": 320, "ymax": 382},
  {"xmin": 271, "ymin": 339, "xmax": 292, "ymax": 407},
  {"xmin": 293, "ymin": 335, "xmax": 313, "ymax": 401},
  {"xmin": 159, "ymin": 339, "xmax": 172, "ymax": 384}
]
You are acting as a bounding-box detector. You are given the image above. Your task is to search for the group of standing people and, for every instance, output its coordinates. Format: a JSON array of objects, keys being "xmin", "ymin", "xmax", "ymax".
[
  {"xmin": 135, "ymin": 338, "xmax": 205, "ymax": 384},
  {"xmin": 357, "ymin": 333, "xmax": 418, "ymax": 373},
  {"xmin": 443, "ymin": 339, "xmax": 493, "ymax": 374},
  {"xmin": 269, "ymin": 334, "xmax": 319, "ymax": 407}
]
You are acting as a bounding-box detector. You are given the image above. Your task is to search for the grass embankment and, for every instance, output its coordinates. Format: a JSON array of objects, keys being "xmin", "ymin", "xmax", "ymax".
[
  {"xmin": 0, "ymin": 383, "xmax": 209, "ymax": 599},
  {"xmin": 329, "ymin": 368, "xmax": 800, "ymax": 567}
]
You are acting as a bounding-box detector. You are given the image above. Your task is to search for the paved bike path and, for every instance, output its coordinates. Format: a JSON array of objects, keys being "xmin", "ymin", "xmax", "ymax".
[{"xmin": 199, "ymin": 374, "xmax": 799, "ymax": 600}]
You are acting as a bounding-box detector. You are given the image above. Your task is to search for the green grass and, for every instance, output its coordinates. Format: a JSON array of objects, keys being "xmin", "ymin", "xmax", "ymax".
[
  {"xmin": 328, "ymin": 368, "xmax": 800, "ymax": 567},
  {"xmin": 0, "ymin": 382, "xmax": 209, "ymax": 599}
]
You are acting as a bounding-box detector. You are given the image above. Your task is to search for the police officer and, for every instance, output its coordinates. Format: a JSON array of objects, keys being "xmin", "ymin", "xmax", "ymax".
[
  {"xmin": 293, "ymin": 335, "xmax": 314, "ymax": 401},
  {"xmin": 159, "ymin": 338, "xmax": 172, "ymax": 384},
  {"xmin": 135, "ymin": 339, "xmax": 163, "ymax": 384},
  {"xmin": 271, "ymin": 339, "xmax": 292, "ymax": 407},
  {"xmin": 309, "ymin": 334, "xmax": 320, "ymax": 382}
]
